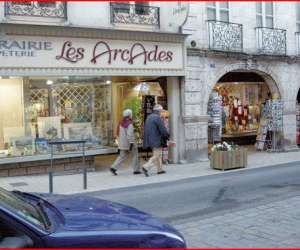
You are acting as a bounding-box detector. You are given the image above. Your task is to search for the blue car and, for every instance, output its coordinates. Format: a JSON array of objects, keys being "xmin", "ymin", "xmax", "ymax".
[{"xmin": 0, "ymin": 187, "xmax": 186, "ymax": 248}]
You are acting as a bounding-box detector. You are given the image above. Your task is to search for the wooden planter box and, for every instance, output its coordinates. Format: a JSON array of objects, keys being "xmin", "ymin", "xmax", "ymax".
[{"xmin": 210, "ymin": 148, "xmax": 247, "ymax": 170}]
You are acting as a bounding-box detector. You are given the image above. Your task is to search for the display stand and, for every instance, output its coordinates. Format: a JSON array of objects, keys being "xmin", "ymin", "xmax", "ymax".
[
  {"xmin": 269, "ymin": 99, "xmax": 283, "ymax": 152},
  {"xmin": 48, "ymin": 139, "xmax": 86, "ymax": 193},
  {"xmin": 256, "ymin": 100, "xmax": 283, "ymax": 151},
  {"xmin": 297, "ymin": 103, "xmax": 300, "ymax": 146},
  {"xmin": 207, "ymin": 92, "xmax": 222, "ymax": 149}
]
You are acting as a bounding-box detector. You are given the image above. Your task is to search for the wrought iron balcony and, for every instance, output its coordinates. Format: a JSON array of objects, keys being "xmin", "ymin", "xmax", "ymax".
[
  {"xmin": 110, "ymin": 2, "xmax": 159, "ymax": 27},
  {"xmin": 4, "ymin": 1, "xmax": 67, "ymax": 19},
  {"xmin": 207, "ymin": 20, "xmax": 243, "ymax": 52},
  {"xmin": 256, "ymin": 27, "xmax": 286, "ymax": 56}
]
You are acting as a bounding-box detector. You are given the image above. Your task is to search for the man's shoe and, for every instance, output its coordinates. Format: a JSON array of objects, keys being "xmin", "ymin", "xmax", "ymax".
[
  {"xmin": 133, "ymin": 171, "xmax": 141, "ymax": 175},
  {"xmin": 157, "ymin": 170, "xmax": 166, "ymax": 175},
  {"xmin": 142, "ymin": 167, "xmax": 149, "ymax": 177},
  {"xmin": 110, "ymin": 168, "xmax": 117, "ymax": 176}
]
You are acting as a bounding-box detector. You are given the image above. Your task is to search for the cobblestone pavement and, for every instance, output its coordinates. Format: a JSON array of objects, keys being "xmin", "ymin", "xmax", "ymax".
[{"xmin": 173, "ymin": 195, "xmax": 300, "ymax": 248}]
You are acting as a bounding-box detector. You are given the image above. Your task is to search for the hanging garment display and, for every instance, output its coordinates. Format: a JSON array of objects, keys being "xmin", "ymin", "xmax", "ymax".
[{"xmin": 208, "ymin": 91, "xmax": 222, "ymax": 143}]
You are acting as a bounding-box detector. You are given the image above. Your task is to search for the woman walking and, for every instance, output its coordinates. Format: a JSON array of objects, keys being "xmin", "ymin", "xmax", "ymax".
[{"xmin": 110, "ymin": 109, "xmax": 141, "ymax": 175}]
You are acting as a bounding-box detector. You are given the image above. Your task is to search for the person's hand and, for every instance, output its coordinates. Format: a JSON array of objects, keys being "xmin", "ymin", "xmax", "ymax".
[{"xmin": 129, "ymin": 143, "xmax": 134, "ymax": 151}]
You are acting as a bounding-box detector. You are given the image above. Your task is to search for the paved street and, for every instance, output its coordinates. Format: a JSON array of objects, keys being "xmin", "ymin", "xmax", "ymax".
[
  {"xmin": 89, "ymin": 162, "xmax": 300, "ymax": 248},
  {"xmin": 174, "ymin": 196, "xmax": 300, "ymax": 248}
]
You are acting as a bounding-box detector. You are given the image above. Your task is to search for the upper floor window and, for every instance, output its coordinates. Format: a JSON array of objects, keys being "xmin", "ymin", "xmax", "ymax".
[
  {"xmin": 297, "ymin": 2, "xmax": 300, "ymax": 32},
  {"xmin": 112, "ymin": 2, "xmax": 130, "ymax": 14},
  {"xmin": 207, "ymin": 2, "xmax": 229, "ymax": 22},
  {"xmin": 112, "ymin": 1, "xmax": 149, "ymax": 15},
  {"xmin": 5, "ymin": 1, "xmax": 66, "ymax": 19},
  {"xmin": 256, "ymin": 2, "xmax": 274, "ymax": 28},
  {"xmin": 110, "ymin": 1, "xmax": 159, "ymax": 27},
  {"xmin": 135, "ymin": 2, "xmax": 150, "ymax": 15}
]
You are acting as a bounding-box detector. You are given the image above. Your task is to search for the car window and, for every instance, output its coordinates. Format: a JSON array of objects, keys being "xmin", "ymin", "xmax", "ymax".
[{"xmin": 0, "ymin": 188, "xmax": 45, "ymax": 229}]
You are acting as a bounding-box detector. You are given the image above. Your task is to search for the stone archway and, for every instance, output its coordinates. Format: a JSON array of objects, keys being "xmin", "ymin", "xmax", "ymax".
[
  {"xmin": 206, "ymin": 62, "xmax": 283, "ymax": 149},
  {"xmin": 203, "ymin": 61, "xmax": 283, "ymax": 114}
]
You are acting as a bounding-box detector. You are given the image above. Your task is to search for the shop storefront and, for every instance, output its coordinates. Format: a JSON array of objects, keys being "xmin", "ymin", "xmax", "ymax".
[
  {"xmin": 0, "ymin": 24, "xmax": 185, "ymax": 176},
  {"xmin": 207, "ymin": 72, "xmax": 283, "ymax": 152}
]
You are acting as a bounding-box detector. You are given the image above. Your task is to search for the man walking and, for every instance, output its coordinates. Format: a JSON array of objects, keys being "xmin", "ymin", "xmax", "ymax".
[
  {"xmin": 142, "ymin": 104, "xmax": 169, "ymax": 177},
  {"xmin": 110, "ymin": 109, "xmax": 140, "ymax": 175}
]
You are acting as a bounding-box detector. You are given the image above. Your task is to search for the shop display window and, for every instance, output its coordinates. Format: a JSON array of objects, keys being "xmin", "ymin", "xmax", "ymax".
[
  {"xmin": 0, "ymin": 76, "xmax": 168, "ymax": 159},
  {"xmin": 0, "ymin": 76, "xmax": 113, "ymax": 158},
  {"xmin": 212, "ymin": 82, "xmax": 270, "ymax": 137}
]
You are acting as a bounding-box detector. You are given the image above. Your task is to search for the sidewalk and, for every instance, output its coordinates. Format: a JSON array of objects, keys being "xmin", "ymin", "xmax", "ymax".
[{"xmin": 0, "ymin": 150, "xmax": 300, "ymax": 195}]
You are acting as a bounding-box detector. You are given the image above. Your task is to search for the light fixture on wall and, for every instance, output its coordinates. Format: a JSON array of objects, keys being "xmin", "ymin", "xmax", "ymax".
[
  {"xmin": 46, "ymin": 80, "xmax": 54, "ymax": 85},
  {"xmin": 190, "ymin": 40, "xmax": 197, "ymax": 48},
  {"xmin": 106, "ymin": 80, "xmax": 112, "ymax": 84}
]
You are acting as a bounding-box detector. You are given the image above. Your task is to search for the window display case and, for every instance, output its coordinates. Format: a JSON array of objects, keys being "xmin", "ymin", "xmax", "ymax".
[
  {"xmin": 210, "ymin": 82, "xmax": 270, "ymax": 145},
  {"xmin": 0, "ymin": 77, "xmax": 114, "ymax": 160}
]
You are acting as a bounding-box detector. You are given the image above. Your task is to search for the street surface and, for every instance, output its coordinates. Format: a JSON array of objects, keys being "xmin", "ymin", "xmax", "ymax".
[{"xmin": 89, "ymin": 162, "xmax": 300, "ymax": 248}]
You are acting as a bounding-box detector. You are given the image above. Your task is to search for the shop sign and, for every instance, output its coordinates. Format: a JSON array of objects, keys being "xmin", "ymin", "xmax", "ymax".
[{"xmin": 0, "ymin": 36, "xmax": 184, "ymax": 70}]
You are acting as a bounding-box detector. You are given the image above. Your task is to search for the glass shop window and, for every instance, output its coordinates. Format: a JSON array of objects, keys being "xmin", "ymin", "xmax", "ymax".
[{"xmin": 0, "ymin": 77, "xmax": 113, "ymax": 158}]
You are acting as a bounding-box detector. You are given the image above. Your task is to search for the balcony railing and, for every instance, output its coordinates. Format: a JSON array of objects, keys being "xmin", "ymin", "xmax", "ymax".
[
  {"xmin": 110, "ymin": 2, "xmax": 159, "ymax": 27},
  {"xmin": 207, "ymin": 20, "xmax": 243, "ymax": 52},
  {"xmin": 256, "ymin": 27, "xmax": 286, "ymax": 56},
  {"xmin": 4, "ymin": 1, "xmax": 67, "ymax": 19}
]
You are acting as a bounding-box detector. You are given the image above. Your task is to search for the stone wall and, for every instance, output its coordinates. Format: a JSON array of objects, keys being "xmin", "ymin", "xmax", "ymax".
[{"xmin": 183, "ymin": 51, "xmax": 300, "ymax": 161}]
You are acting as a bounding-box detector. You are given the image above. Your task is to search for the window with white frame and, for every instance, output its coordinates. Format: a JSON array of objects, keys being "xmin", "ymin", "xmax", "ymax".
[
  {"xmin": 135, "ymin": 2, "xmax": 150, "ymax": 15},
  {"xmin": 296, "ymin": 2, "xmax": 300, "ymax": 32},
  {"xmin": 206, "ymin": 2, "xmax": 229, "ymax": 22},
  {"xmin": 113, "ymin": 2, "xmax": 150, "ymax": 15},
  {"xmin": 256, "ymin": 2, "xmax": 274, "ymax": 28}
]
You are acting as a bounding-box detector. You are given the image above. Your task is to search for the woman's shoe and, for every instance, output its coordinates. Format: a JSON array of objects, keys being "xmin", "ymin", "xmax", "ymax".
[
  {"xmin": 110, "ymin": 168, "xmax": 118, "ymax": 176},
  {"xmin": 157, "ymin": 170, "xmax": 166, "ymax": 175},
  {"xmin": 133, "ymin": 171, "xmax": 141, "ymax": 175},
  {"xmin": 142, "ymin": 167, "xmax": 149, "ymax": 177}
]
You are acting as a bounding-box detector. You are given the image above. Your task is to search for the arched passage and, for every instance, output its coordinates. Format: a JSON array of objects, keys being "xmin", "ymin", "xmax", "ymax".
[{"xmin": 207, "ymin": 69, "xmax": 282, "ymax": 152}]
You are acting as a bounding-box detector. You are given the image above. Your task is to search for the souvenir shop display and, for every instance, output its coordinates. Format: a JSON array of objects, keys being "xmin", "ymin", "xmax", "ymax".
[
  {"xmin": 35, "ymin": 138, "xmax": 49, "ymax": 154},
  {"xmin": 210, "ymin": 82, "xmax": 271, "ymax": 147},
  {"xmin": 207, "ymin": 91, "xmax": 222, "ymax": 144},
  {"xmin": 256, "ymin": 100, "xmax": 271, "ymax": 150},
  {"xmin": 0, "ymin": 77, "xmax": 169, "ymax": 159},
  {"xmin": 297, "ymin": 103, "xmax": 300, "ymax": 146},
  {"xmin": 269, "ymin": 99, "xmax": 283, "ymax": 132},
  {"xmin": 10, "ymin": 136, "xmax": 34, "ymax": 156},
  {"xmin": 256, "ymin": 99, "xmax": 283, "ymax": 151}
]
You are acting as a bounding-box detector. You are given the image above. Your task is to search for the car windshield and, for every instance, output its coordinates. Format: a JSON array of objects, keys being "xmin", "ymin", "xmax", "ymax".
[{"xmin": 0, "ymin": 188, "xmax": 46, "ymax": 230}]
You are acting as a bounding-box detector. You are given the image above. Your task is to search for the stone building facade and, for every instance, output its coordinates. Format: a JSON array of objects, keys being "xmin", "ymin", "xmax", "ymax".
[
  {"xmin": 181, "ymin": 2, "xmax": 300, "ymax": 162},
  {"xmin": 1, "ymin": 2, "xmax": 300, "ymax": 172}
]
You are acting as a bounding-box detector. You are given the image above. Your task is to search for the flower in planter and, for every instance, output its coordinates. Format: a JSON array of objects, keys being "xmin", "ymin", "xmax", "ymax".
[{"xmin": 212, "ymin": 142, "xmax": 239, "ymax": 152}]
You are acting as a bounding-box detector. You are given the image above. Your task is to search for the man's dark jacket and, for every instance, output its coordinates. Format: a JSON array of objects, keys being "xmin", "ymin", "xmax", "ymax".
[{"xmin": 143, "ymin": 111, "xmax": 169, "ymax": 148}]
